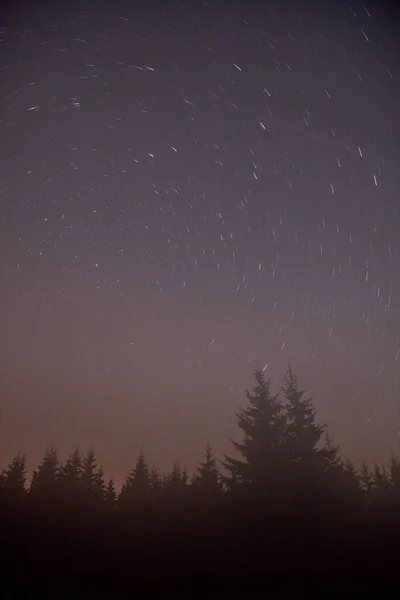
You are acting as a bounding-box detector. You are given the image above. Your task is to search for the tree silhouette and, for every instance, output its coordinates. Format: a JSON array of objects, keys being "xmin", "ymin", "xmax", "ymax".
[
  {"xmin": 3, "ymin": 361, "xmax": 400, "ymax": 585},
  {"xmin": 280, "ymin": 366, "xmax": 345, "ymax": 508},
  {"xmin": 192, "ymin": 443, "xmax": 222, "ymax": 497},
  {"xmin": 320, "ymin": 431, "xmax": 343, "ymax": 476},
  {"xmin": 163, "ymin": 462, "xmax": 189, "ymax": 518},
  {"xmin": 29, "ymin": 446, "xmax": 60, "ymax": 508},
  {"xmin": 340, "ymin": 458, "xmax": 363, "ymax": 515},
  {"xmin": 389, "ymin": 455, "xmax": 400, "ymax": 491},
  {"xmin": 81, "ymin": 447, "xmax": 98, "ymax": 492},
  {"xmin": 58, "ymin": 447, "xmax": 83, "ymax": 513},
  {"xmin": 81, "ymin": 447, "xmax": 106, "ymax": 507},
  {"xmin": 149, "ymin": 463, "xmax": 161, "ymax": 492},
  {"xmin": 223, "ymin": 368, "xmax": 286, "ymax": 498},
  {"xmin": 95, "ymin": 465, "xmax": 107, "ymax": 500},
  {"xmin": 359, "ymin": 461, "xmax": 373, "ymax": 502},
  {"xmin": 181, "ymin": 465, "xmax": 189, "ymax": 489},
  {"xmin": 165, "ymin": 461, "xmax": 188, "ymax": 495},
  {"xmin": 281, "ymin": 366, "xmax": 325, "ymax": 469},
  {"xmin": 0, "ymin": 453, "xmax": 27, "ymax": 511},
  {"xmin": 342, "ymin": 458, "xmax": 359, "ymax": 487},
  {"xmin": 388, "ymin": 456, "xmax": 400, "ymax": 522},
  {"xmin": 119, "ymin": 450, "xmax": 150, "ymax": 511},
  {"xmin": 105, "ymin": 479, "xmax": 117, "ymax": 509},
  {"xmin": 371, "ymin": 464, "xmax": 391, "ymax": 514}
]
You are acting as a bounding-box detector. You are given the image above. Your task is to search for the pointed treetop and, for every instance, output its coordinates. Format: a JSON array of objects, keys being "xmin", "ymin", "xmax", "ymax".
[
  {"xmin": 223, "ymin": 367, "xmax": 286, "ymax": 489},
  {"xmin": 30, "ymin": 447, "xmax": 60, "ymax": 498},
  {"xmin": 0, "ymin": 454, "xmax": 28, "ymax": 502},
  {"xmin": 192, "ymin": 442, "xmax": 222, "ymax": 494}
]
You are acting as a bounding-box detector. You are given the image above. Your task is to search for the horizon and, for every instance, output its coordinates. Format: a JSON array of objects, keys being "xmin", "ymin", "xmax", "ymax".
[{"xmin": 1, "ymin": 0, "xmax": 399, "ymax": 484}]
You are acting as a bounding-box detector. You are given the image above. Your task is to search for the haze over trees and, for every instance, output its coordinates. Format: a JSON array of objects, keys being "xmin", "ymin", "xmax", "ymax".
[{"xmin": 1, "ymin": 366, "xmax": 399, "ymax": 591}]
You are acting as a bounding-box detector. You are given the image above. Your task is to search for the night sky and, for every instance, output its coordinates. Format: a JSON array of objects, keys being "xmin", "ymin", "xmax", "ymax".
[{"xmin": 1, "ymin": 0, "xmax": 399, "ymax": 485}]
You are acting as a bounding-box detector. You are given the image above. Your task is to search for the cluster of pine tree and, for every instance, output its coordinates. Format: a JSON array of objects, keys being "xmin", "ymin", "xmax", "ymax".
[{"xmin": 1, "ymin": 367, "xmax": 399, "ymax": 590}]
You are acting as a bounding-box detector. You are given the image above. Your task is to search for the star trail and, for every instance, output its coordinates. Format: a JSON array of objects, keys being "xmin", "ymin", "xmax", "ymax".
[{"xmin": 1, "ymin": 0, "xmax": 399, "ymax": 482}]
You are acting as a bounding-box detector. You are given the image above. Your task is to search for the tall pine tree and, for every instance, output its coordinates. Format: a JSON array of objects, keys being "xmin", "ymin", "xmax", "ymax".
[
  {"xmin": 281, "ymin": 365, "xmax": 326, "ymax": 471},
  {"xmin": 105, "ymin": 479, "xmax": 117, "ymax": 510},
  {"xmin": 280, "ymin": 365, "xmax": 345, "ymax": 506},
  {"xmin": 119, "ymin": 450, "xmax": 150, "ymax": 511},
  {"xmin": 0, "ymin": 454, "xmax": 27, "ymax": 511},
  {"xmin": 149, "ymin": 463, "xmax": 161, "ymax": 493},
  {"xmin": 81, "ymin": 446, "xmax": 106, "ymax": 507},
  {"xmin": 192, "ymin": 443, "xmax": 222, "ymax": 497},
  {"xmin": 29, "ymin": 447, "xmax": 60, "ymax": 508},
  {"xmin": 359, "ymin": 460, "xmax": 373, "ymax": 508},
  {"xmin": 58, "ymin": 447, "xmax": 83, "ymax": 513},
  {"xmin": 165, "ymin": 462, "xmax": 188, "ymax": 496},
  {"xmin": 223, "ymin": 368, "xmax": 287, "ymax": 498}
]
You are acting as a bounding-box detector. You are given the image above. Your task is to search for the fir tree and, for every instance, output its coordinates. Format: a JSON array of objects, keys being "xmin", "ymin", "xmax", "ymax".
[
  {"xmin": 119, "ymin": 451, "xmax": 150, "ymax": 510},
  {"xmin": 359, "ymin": 460, "xmax": 373, "ymax": 502},
  {"xmin": 388, "ymin": 455, "xmax": 400, "ymax": 518},
  {"xmin": 341, "ymin": 458, "xmax": 363, "ymax": 510},
  {"xmin": 81, "ymin": 447, "xmax": 98, "ymax": 492},
  {"xmin": 321, "ymin": 431, "xmax": 343, "ymax": 476},
  {"xmin": 281, "ymin": 366, "xmax": 326, "ymax": 470},
  {"xmin": 0, "ymin": 454, "xmax": 27, "ymax": 509},
  {"xmin": 95, "ymin": 465, "xmax": 107, "ymax": 502},
  {"xmin": 105, "ymin": 479, "xmax": 117, "ymax": 510},
  {"xmin": 163, "ymin": 462, "xmax": 189, "ymax": 536},
  {"xmin": 58, "ymin": 447, "xmax": 83, "ymax": 509},
  {"xmin": 166, "ymin": 462, "xmax": 188, "ymax": 493},
  {"xmin": 388, "ymin": 455, "xmax": 400, "ymax": 491},
  {"xmin": 180, "ymin": 465, "xmax": 189, "ymax": 489},
  {"xmin": 192, "ymin": 443, "xmax": 222, "ymax": 496},
  {"xmin": 0, "ymin": 469, "xmax": 5, "ymax": 492},
  {"xmin": 149, "ymin": 463, "xmax": 161, "ymax": 493},
  {"xmin": 371, "ymin": 465, "xmax": 391, "ymax": 512},
  {"xmin": 81, "ymin": 447, "xmax": 105, "ymax": 505},
  {"xmin": 29, "ymin": 446, "xmax": 60, "ymax": 507},
  {"xmin": 223, "ymin": 368, "xmax": 286, "ymax": 495},
  {"xmin": 163, "ymin": 462, "xmax": 189, "ymax": 510}
]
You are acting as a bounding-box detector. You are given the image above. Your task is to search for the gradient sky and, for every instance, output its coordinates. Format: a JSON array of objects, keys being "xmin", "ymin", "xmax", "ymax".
[{"xmin": 1, "ymin": 0, "xmax": 399, "ymax": 486}]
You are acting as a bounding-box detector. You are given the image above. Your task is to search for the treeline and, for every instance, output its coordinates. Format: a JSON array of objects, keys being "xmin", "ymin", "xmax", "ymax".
[{"xmin": 1, "ymin": 366, "xmax": 400, "ymax": 589}]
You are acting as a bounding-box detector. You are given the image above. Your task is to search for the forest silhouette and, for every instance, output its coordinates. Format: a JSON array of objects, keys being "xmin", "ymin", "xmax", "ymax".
[{"xmin": 1, "ymin": 366, "xmax": 399, "ymax": 592}]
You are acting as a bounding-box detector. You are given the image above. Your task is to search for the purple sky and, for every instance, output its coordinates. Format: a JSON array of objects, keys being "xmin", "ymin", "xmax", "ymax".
[{"xmin": 1, "ymin": 0, "xmax": 399, "ymax": 486}]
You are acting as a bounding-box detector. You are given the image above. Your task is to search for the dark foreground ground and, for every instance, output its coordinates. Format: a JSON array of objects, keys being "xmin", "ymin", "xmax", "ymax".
[{"xmin": 2, "ymin": 508, "xmax": 400, "ymax": 597}]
